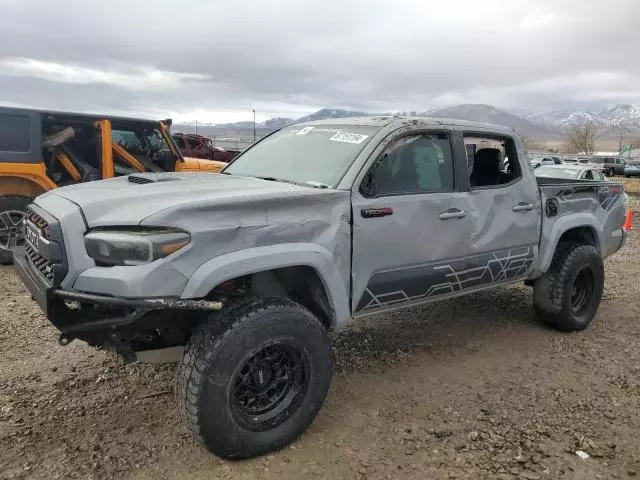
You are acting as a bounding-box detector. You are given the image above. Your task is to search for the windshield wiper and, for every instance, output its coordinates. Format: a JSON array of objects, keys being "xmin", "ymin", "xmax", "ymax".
[{"xmin": 253, "ymin": 176, "xmax": 313, "ymax": 188}]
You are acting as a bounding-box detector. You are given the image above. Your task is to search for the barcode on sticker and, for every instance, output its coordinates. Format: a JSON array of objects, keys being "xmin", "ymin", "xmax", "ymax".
[{"xmin": 329, "ymin": 132, "xmax": 369, "ymax": 144}]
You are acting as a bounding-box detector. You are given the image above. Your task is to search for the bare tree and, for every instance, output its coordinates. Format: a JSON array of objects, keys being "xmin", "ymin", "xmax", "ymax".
[{"xmin": 566, "ymin": 122, "xmax": 596, "ymax": 155}]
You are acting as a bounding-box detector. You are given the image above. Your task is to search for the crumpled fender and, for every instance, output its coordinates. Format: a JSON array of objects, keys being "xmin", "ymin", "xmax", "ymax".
[{"xmin": 180, "ymin": 243, "xmax": 351, "ymax": 328}]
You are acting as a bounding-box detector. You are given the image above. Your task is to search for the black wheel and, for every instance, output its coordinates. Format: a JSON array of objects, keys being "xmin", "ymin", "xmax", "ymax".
[
  {"xmin": 533, "ymin": 244, "xmax": 604, "ymax": 331},
  {"xmin": 0, "ymin": 195, "xmax": 31, "ymax": 265},
  {"xmin": 177, "ymin": 297, "xmax": 332, "ymax": 459},
  {"xmin": 608, "ymin": 168, "xmax": 615, "ymax": 177}
]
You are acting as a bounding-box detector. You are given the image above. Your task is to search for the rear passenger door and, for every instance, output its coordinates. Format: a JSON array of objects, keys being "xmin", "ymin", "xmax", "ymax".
[
  {"xmin": 351, "ymin": 130, "xmax": 475, "ymax": 315},
  {"xmin": 462, "ymin": 133, "xmax": 540, "ymax": 277}
]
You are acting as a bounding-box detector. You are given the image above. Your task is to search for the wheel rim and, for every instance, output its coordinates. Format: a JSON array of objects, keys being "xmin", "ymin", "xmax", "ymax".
[
  {"xmin": 231, "ymin": 342, "xmax": 308, "ymax": 431},
  {"xmin": 0, "ymin": 210, "xmax": 26, "ymax": 251},
  {"xmin": 571, "ymin": 268, "xmax": 595, "ymax": 315}
]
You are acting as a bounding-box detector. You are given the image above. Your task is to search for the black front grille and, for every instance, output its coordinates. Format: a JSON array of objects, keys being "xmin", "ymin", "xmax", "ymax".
[
  {"xmin": 24, "ymin": 206, "xmax": 57, "ymax": 284},
  {"xmin": 25, "ymin": 208, "xmax": 50, "ymax": 239},
  {"xmin": 25, "ymin": 241, "xmax": 54, "ymax": 282}
]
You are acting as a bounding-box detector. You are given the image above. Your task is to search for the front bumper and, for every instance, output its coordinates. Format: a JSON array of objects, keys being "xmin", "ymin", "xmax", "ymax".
[{"xmin": 14, "ymin": 248, "xmax": 221, "ymax": 337}]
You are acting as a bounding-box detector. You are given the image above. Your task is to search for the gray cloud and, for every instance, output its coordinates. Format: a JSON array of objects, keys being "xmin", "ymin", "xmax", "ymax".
[{"xmin": 1, "ymin": 0, "xmax": 639, "ymax": 122}]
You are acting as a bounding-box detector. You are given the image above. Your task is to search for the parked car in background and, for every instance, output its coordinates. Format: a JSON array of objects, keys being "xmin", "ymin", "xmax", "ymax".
[
  {"xmin": 588, "ymin": 156, "xmax": 627, "ymax": 176},
  {"xmin": 529, "ymin": 156, "xmax": 561, "ymax": 168},
  {"xmin": 534, "ymin": 163, "xmax": 606, "ymax": 181},
  {"xmin": 172, "ymin": 133, "xmax": 240, "ymax": 163},
  {"xmin": 624, "ymin": 162, "xmax": 640, "ymax": 177}
]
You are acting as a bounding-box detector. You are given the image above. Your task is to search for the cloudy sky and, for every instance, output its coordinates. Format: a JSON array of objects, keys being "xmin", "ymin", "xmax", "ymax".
[{"xmin": 1, "ymin": 0, "xmax": 639, "ymax": 123}]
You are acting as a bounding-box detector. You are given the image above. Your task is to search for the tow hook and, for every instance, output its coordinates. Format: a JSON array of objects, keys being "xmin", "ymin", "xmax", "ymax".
[{"xmin": 58, "ymin": 334, "xmax": 74, "ymax": 346}]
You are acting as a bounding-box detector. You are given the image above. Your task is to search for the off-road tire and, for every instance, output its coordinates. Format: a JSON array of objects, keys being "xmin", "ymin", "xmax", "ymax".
[
  {"xmin": 0, "ymin": 195, "xmax": 31, "ymax": 265},
  {"xmin": 176, "ymin": 297, "xmax": 332, "ymax": 459},
  {"xmin": 533, "ymin": 243, "xmax": 604, "ymax": 332}
]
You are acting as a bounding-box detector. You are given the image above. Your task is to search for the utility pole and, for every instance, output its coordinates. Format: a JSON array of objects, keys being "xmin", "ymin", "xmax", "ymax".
[
  {"xmin": 619, "ymin": 128, "xmax": 623, "ymax": 154},
  {"xmin": 252, "ymin": 109, "xmax": 256, "ymax": 142}
]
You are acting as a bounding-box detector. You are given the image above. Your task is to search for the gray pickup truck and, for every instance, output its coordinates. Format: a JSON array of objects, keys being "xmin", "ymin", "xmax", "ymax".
[{"xmin": 14, "ymin": 116, "xmax": 627, "ymax": 459}]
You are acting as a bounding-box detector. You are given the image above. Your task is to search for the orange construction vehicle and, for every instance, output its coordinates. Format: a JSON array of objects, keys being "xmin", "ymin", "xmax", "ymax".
[{"xmin": 0, "ymin": 107, "xmax": 228, "ymax": 263}]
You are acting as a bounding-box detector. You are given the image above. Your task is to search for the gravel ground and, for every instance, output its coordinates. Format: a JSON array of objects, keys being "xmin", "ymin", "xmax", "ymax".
[{"xmin": 0, "ymin": 192, "xmax": 639, "ymax": 480}]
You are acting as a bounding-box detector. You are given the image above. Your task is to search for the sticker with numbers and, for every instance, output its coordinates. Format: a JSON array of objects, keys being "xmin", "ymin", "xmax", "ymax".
[{"xmin": 329, "ymin": 132, "xmax": 369, "ymax": 144}]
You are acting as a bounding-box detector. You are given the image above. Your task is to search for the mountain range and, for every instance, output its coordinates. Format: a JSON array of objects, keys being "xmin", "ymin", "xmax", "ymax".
[{"xmin": 174, "ymin": 104, "xmax": 640, "ymax": 138}]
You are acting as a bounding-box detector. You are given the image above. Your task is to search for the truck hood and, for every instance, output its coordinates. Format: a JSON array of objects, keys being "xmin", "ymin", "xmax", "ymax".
[{"xmin": 46, "ymin": 172, "xmax": 347, "ymax": 227}]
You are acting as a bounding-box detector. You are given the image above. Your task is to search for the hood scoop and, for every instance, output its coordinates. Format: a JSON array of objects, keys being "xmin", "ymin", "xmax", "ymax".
[{"xmin": 128, "ymin": 174, "xmax": 182, "ymax": 185}]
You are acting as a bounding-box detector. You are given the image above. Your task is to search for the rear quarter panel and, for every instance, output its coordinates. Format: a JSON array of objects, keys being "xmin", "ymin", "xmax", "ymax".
[{"xmin": 532, "ymin": 179, "xmax": 626, "ymax": 276}]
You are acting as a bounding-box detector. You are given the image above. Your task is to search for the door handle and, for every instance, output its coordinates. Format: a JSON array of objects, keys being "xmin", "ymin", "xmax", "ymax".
[
  {"xmin": 438, "ymin": 208, "xmax": 467, "ymax": 220},
  {"xmin": 512, "ymin": 202, "xmax": 534, "ymax": 212}
]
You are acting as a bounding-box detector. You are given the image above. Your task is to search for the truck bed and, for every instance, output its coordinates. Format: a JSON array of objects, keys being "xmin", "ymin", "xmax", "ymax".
[{"xmin": 534, "ymin": 176, "xmax": 626, "ymax": 275}]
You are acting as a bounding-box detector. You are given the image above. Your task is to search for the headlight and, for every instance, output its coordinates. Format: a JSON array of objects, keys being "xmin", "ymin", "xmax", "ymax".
[{"xmin": 84, "ymin": 228, "xmax": 190, "ymax": 266}]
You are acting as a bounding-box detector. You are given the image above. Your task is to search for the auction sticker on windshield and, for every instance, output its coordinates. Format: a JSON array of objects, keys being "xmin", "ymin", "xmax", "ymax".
[{"xmin": 329, "ymin": 132, "xmax": 369, "ymax": 144}]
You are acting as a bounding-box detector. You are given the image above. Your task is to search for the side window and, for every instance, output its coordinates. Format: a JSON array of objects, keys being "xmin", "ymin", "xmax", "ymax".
[
  {"xmin": 0, "ymin": 114, "xmax": 31, "ymax": 152},
  {"xmin": 361, "ymin": 133, "xmax": 454, "ymax": 197},
  {"xmin": 593, "ymin": 170, "xmax": 604, "ymax": 180},
  {"xmin": 582, "ymin": 170, "xmax": 594, "ymax": 180},
  {"xmin": 465, "ymin": 135, "xmax": 522, "ymax": 188},
  {"xmin": 113, "ymin": 129, "xmax": 145, "ymax": 155}
]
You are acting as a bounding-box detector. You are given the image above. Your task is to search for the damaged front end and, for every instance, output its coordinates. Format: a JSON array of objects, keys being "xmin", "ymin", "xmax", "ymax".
[
  {"xmin": 52, "ymin": 291, "xmax": 222, "ymax": 362},
  {"xmin": 15, "ymin": 247, "xmax": 222, "ymax": 362}
]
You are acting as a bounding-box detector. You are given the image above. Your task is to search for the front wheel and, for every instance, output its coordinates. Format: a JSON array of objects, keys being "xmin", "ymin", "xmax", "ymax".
[
  {"xmin": 533, "ymin": 244, "xmax": 604, "ymax": 331},
  {"xmin": 608, "ymin": 168, "xmax": 615, "ymax": 177},
  {"xmin": 177, "ymin": 297, "xmax": 332, "ymax": 459},
  {"xmin": 0, "ymin": 195, "xmax": 31, "ymax": 265}
]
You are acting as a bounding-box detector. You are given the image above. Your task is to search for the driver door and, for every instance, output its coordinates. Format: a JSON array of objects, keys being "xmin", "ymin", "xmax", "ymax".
[{"xmin": 351, "ymin": 131, "xmax": 474, "ymax": 314}]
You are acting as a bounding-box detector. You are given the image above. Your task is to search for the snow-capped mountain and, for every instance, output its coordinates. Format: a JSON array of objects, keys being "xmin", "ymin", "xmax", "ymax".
[
  {"xmin": 525, "ymin": 104, "xmax": 640, "ymax": 134},
  {"xmin": 175, "ymin": 104, "xmax": 640, "ymax": 138},
  {"xmin": 426, "ymin": 104, "xmax": 551, "ymax": 136}
]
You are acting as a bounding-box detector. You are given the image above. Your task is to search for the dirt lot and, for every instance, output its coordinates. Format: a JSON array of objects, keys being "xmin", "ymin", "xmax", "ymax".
[{"xmin": 1, "ymin": 190, "xmax": 639, "ymax": 480}]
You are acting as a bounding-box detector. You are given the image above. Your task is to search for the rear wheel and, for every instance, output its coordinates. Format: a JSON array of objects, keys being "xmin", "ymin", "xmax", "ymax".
[
  {"xmin": 177, "ymin": 297, "xmax": 332, "ymax": 459},
  {"xmin": 608, "ymin": 168, "xmax": 615, "ymax": 177},
  {"xmin": 533, "ymin": 244, "xmax": 604, "ymax": 331},
  {"xmin": 0, "ymin": 195, "xmax": 31, "ymax": 265}
]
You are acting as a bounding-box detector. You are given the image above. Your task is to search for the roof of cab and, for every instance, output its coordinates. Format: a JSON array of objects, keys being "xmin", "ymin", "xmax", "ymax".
[
  {"xmin": 297, "ymin": 115, "xmax": 516, "ymax": 133},
  {"xmin": 0, "ymin": 105, "xmax": 167, "ymax": 126}
]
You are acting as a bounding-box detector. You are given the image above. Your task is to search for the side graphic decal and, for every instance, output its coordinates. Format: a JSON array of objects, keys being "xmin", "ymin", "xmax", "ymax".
[
  {"xmin": 356, "ymin": 246, "xmax": 535, "ymax": 312},
  {"xmin": 554, "ymin": 185, "xmax": 622, "ymax": 211}
]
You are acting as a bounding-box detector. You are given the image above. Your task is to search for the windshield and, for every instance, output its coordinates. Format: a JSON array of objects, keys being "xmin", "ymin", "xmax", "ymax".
[
  {"xmin": 535, "ymin": 166, "xmax": 580, "ymax": 179},
  {"xmin": 223, "ymin": 124, "xmax": 379, "ymax": 187}
]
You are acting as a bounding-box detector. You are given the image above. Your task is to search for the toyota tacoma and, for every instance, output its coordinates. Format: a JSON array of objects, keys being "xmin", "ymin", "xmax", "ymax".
[{"xmin": 14, "ymin": 116, "xmax": 627, "ymax": 459}]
